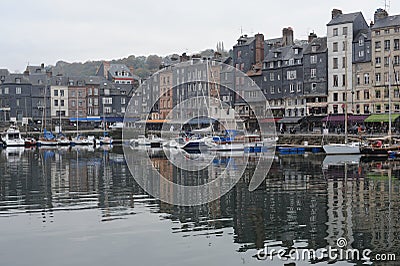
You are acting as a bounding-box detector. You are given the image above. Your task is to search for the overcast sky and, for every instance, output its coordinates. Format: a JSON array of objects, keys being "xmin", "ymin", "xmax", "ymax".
[{"xmin": 1, "ymin": 0, "xmax": 399, "ymax": 72}]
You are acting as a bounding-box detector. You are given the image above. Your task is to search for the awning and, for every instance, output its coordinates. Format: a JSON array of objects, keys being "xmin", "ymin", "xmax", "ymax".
[
  {"xmin": 321, "ymin": 115, "xmax": 369, "ymax": 123},
  {"xmin": 136, "ymin": 119, "xmax": 170, "ymax": 124},
  {"xmin": 259, "ymin": 118, "xmax": 282, "ymax": 123},
  {"xmin": 102, "ymin": 117, "xmax": 124, "ymax": 123},
  {"xmin": 70, "ymin": 117, "xmax": 101, "ymax": 122},
  {"xmin": 305, "ymin": 115, "xmax": 327, "ymax": 123},
  {"xmin": 364, "ymin": 114, "xmax": 400, "ymax": 123},
  {"xmin": 278, "ymin": 117, "xmax": 304, "ymax": 124}
]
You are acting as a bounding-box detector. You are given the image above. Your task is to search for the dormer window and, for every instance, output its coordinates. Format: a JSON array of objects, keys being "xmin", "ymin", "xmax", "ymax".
[
  {"xmin": 359, "ymin": 38, "xmax": 364, "ymax": 46},
  {"xmin": 15, "ymin": 78, "xmax": 21, "ymax": 84},
  {"xmin": 294, "ymin": 48, "xmax": 299, "ymax": 55},
  {"xmin": 311, "ymin": 45, "xmax": 317, "ymax": 53},
  {"xmin": 274, "ymin": 52, "xmax": 278, "ymax": 58},
  {"xmin": 289, "ymin": 59, "xmax": 294, "ymax": 65}
]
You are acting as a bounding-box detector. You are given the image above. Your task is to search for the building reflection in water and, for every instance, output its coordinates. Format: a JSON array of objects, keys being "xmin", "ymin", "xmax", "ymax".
[{"xmin": 0, "ymin": 147, "xmax": 399, "ymax": 263}]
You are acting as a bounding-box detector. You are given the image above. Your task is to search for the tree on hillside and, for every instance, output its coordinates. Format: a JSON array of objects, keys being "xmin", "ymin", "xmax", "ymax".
[{"xmin": 145, "ymin": 55, "xmax": 162, "ymax": 71}]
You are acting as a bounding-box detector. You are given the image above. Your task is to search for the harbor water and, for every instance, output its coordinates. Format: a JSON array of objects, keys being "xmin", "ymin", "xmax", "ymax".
[{"xmin": 0, "ymin": 146, "xmax": 399, "ymax": 265}]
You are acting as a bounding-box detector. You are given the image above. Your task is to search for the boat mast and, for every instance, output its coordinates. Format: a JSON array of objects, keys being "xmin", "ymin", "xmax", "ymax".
[
  {"xmin": 76, "ymin": 87, "xmax": 79, "ymax": 136},
  {"xmin": 389, "ymin": 55, "xmax": 392, "ymax": 139},
  {"xmin": 344, "ymin": 35, "xmax": 348, "ymax": 144}
]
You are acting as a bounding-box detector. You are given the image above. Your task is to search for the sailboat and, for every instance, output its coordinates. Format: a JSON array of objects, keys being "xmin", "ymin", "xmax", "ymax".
[
  {"xmin": 37, "ymin": 83, "xmax": 58, "ymax": 146},
  {"xmin": 71, "ymin": 88, "xmax": 92, "ymax": 146},
  {"xmin": 361, "ymin": 54, "xmax": 400, "ymax": 155},
  {"xmin": 323, "ymin": 35, "xmax": 360, "ymax": 155}
]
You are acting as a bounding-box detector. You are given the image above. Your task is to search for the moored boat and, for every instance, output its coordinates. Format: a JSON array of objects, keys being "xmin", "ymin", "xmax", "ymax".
[{"xmin": 2, "ymin": 125, "xmax": 25, "ymax": 147}]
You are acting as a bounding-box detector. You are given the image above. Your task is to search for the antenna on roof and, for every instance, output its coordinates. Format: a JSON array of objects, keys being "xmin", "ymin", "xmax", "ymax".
[
  {"xmin": 240, "ymin": 26, "xmax": 243, "ymax": 35},
  {"xmin": 384, "ymin": 0, "xmax": 391, "ymax": 11}
]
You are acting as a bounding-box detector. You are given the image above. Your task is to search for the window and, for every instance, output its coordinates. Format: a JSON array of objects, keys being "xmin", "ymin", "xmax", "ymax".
[
  {"xmin": 384, "ymin": 87, "xmax": 389, "ymax": 98},
  {"xmin": 311, "ymin": 83, "xmax": 317, "ymax": 91},
  {"xmin": 16, "ymin": 99, "xmax": 20, "ymax": 107},
  {"xmin": 287, "ymin": 70, "xmax": 296, "ymax": 80},
  {"xmin": 121, "ymin": 98, "xmax": 126, "ymax": 105},
  {"xmin": 342, "ymin": 74, "xmax": 346, "ymax": 86},
  {"xmin": 375, "ymin": 41, "xmax": 381, "ymax": 50},
  {"xmin": 364, "ymin": 74, "xmax": 370, "ymax": 84},
  {"xmin": 103, "ymin": 97, "xmax": 113, "ymax": 104},
  {"xmin": 270, "ymin": 62, "xmax": 274, "ymax": 68},
  {"xmin": 395, "ymin": 89, "xmax": 400, "ymax": 98},
  {"xmin": 343, "ymin": 27, "xmax": 348, "ymax": 36},
  {"xmin": 104, "ymin": 89, "xmax": 110, "ymax": 96},
  {"xmin": 384, "ymin": 29, "xmax": 390, "ymax": 34},
  {"xmin": 384, "ymin": 56, "xmax": 389, "ymax": 66},
  {"xmin": 333, "ymin": 58, "xmax": 338, "ymax": 69},
  {"xmin": 395, "ymin": 104, "xmax": 400, "ymax": 112},
  {"xmin": 104, "ymin": 107, "xmax": 112, "ymax": 114},
  {"xmin": 71, "ymin": 100, "xmax": 76, "ymax": 107},
  {"xmin": 395, "ymin": 39, "xmax": 400, "ymax": 50},
  {"xmin": 356, "ymin": 75, "xmax": 361, "ymax": 85},
  {"xmin": 385, "ymin": 72, "xmax": 389, "ymax": 83},
  {"xmin": 60, "ymin": 90, "xmax": 64, "ymax": 97},
  {"xmin": 333, "ymin": 42, "xmax": 338, "ymax": 52},
  {"xmin": 375, "ymin": 57, "xmax": 381, "ymax": 65},
  {"xmin": 364, "ymin": 90, "xmax": 370, "ymax": 100},
  {"xmin": 333, "ymin": 75, "xmax": 339, "ymax": 87},
  {"xmin": 359, "ymin": 38, "xmax": 364, "ymax": 46},
  {"xmin": 296, "ymin": 83, "xmax": 301, "ymax": 92},
  {"xmin": 376, "ymin": 73, "xmax": 381, "ymax": 83},
  {"xmin": 61, "ymin": 100, "xmax": 64, "ymax": 107},
  {"xmin": 396, "ymin": 28, "xmax": 400, "ymax": 33},
  {"xmin": 294, "ymin": 48, "xmax": 299, "ymax": 55},
  {"xmin": 289, "ymin": 84, "xmax": 295, "ymax": 93},
  {"xmin": 94, "ymin": 88, "xmax": 99, "ymax": 95},
  {"xmin": 54, "ymin": 99, "xmax": 58, "ymax": 107},
  {"xmin": 394, "ymin": 55, "xmax": 400, "ymax": 65},
  {"xmin": 0, "ymin": 88, "xmax": 2, "ymax": 95},
  {"xmin": 16, "ymin": 87, "xmax": 21, "ymax": 94},
  {"xmin": 375, "ymin": 90, "xmax": 381, "ymax": 98},
  {"xmin": 310, "ymin": 55, "xmax": 317, "ymax": 64},
  {"xmin": 270, "ymin": 73, "xmax": 274, "ymax": 81},
  {"xmin": 342, "ymin": 92, "xmax": 347, "ymax": 101},
  {"xmin": 384, "ymin": 40, "xmax": 390, "ymax": 51},
  {"xmin": 311, "ymin": 68, "xmax": 316, "ymax": 78},
  {"xmin": 237, "ymin": 50, "xmax": 241, "ymax": 58},
  {"xmin": 4, "ymin": 87, "xmax": 9, "ymax": 94},
  {"xmin": 54, "ymin": 90, "xmax": 58, "ymax": 97},
  {"xmin": 342, "ymin": 57, "xmax": 346, "ymax": 69},
  {"xmin": 342, "ymin": 41, "xmax": 346, "ymax": 51},
  {"xmin": 311, "ymin": 46, "xmax": 317, "ymax": 52},
  {"xmin": 289, "ymin": 59, "xmax": 294, "ymax": 65},
  {"xmin": 375, "ymin": 30, "xmax": 380, "ymax": 36},
  {"xmin": 376, "ymin": 104, "xmax": 381, "ymax": 113},
  {"xmin": 333, "ymin": 105, "xmax": 338, "ymax": 114},
  {"xmin": 333, "ymin": 28, "xmax": 338, "ymax": 36},
  {"xmin": 71, "ymin": 91, "xmax": 75, "ymax": 97},
  {"xmin": 333, "ymin": 93, "xmax": 338, "ymax": 101},
  {"xmin": 356, "ymin": 90, "xmax": 360, "ymax": 100},
  {"xmin": 358, "ymin": 50, "xmax": 364, "ymax": 57},
  {"xmin": 270, "ymin": 86, "xmax": 275, "ymax": 94}
]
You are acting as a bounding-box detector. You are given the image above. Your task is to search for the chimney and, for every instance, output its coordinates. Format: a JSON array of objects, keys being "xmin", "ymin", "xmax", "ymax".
[
  {"xmin": 332, "ymin": 9, "xmax": 343, "ymax": 19},
  {"xmin": 308, "ymin": 32, "xmax": 318, "ymax": 43},
  {"xmin": 282, "ymin": 27, "xmax": 294, "ymax": 46},
  {"xmin": 255, "ymin": 33, "xmax": 265, "ymax": 64},
  {"xmin": 374, "ymin": 8, "xmax": 388, "ymax": 22},
  {"xmin": 370, "ymin": 21, "xmax": 375, "ymax": 27}
]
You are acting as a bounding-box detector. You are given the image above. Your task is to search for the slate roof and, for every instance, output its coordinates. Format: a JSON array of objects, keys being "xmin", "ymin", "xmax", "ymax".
[
  {"xmin": 353, "ymin": 29, "xmax": 371, "ymax": 42},
  {"xmin": 108, "ymin": 64, "xmax": 133, "ymax": 78},
  {"xmin": 372, "ymin": 14, "xmax": 400, "ymax": 29},
  {"xmin": 303, "ymin": 37, "xmax": 328, "ymax": 54},
  {"xmin": 327, "ymin": 12, "xmax": 362, "ymax": 26}
]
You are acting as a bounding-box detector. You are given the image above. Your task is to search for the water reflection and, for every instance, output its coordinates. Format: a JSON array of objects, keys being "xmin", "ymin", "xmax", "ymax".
[{"xmin": 0, "ymin": 147, "xmax": 399, "ymax": 265}]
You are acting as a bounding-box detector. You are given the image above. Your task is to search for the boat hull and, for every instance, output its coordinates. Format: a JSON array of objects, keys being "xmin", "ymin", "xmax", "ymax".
[{"xmin": 323, "ymin": 143, "xmax": 360, "ymax": 155}]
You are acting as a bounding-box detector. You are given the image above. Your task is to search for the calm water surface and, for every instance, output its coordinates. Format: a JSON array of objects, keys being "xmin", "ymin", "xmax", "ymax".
[{"xmin": 0, "ymin": 146, "xmax": 399, "ymax": 266}]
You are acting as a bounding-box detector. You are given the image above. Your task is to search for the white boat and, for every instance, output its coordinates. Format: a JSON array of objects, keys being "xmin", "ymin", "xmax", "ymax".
[
  {"xmin": 323, "ymin": 142, "xmax": 360, "ymax": 155},
  {"xmin": 56, "ymin": 133, "xmax": 71, "ymax": 146},
  {"xmin": 322, "ymin": 154, "xmax": 362, "ymax": 169},
  {"xmin": 71, "ymin": 135, "xmax": 94, "ymax": 145},
  {"xmin": 96, "ymin": 136, "xmax": 113, "ymax": 145},
  {"xmin": 2, "ymin": 125, "xmax": 25, "ymax": 147},
  {"xmin": 24, "ymin": 137, "xmax": 37, "ymax": 147}
]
